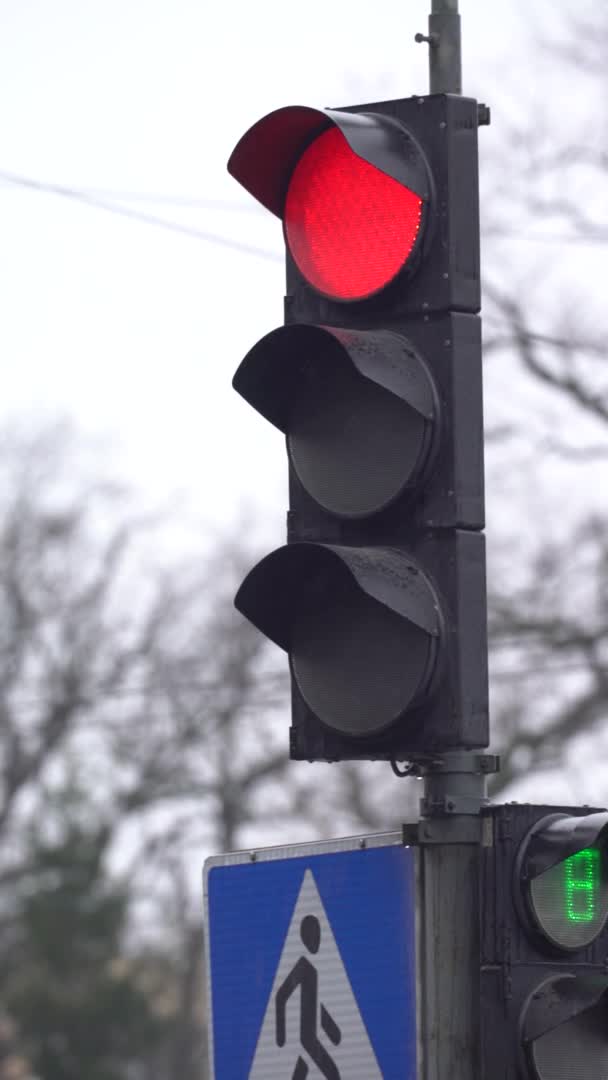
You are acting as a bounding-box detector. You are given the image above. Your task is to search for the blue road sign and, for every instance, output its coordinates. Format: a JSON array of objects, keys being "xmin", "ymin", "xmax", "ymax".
[{"xmin": 204, "ymin": 832, "xmax": 417, "ymax": 1079}]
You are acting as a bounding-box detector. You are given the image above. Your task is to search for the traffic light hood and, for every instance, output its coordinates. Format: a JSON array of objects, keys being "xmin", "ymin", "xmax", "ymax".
[
  {"xmin": 227, "ymin": 104, "xmax": 431, "ymax": 216},
  {"xmin": 522, "ymin": 974, "xmax": 608, "ymax": 1046},
  {"xmin": 234, "ymin": 543, "xmax": 441, "ymax": 652},
  {"xmin": 232, "ymin": 324, "xmax": 436, "ymax": 434},
  {"xmin": 522, "ymin": 811, "xmax": 608, "ymax": 879}
]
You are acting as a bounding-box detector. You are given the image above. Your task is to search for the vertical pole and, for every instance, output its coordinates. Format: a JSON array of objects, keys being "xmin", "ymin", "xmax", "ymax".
[
  {"xmin": 419, "ymin": 840, "xmax": 480, "ymax": 1080},
  {"xmin": 410, "ymin": 9, "xmax": 487, "ymax": 1074},
  {"xmin": 417, "ymin": 0, "xmax": 462, "ymax": 94},
  {"xmin": 410, "ymin": 753, "xmax": 498, "ymax": 1080}
]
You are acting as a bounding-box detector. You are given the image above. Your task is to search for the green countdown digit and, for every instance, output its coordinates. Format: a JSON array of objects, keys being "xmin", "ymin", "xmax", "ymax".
[{"xmin": 564, "ymin": 848, "xmax": 600, "ymax": 923}]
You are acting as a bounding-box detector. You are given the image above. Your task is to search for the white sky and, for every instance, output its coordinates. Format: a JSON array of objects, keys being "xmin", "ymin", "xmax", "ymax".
[{"xmin": 0, "ymin": 0, "xmax": 539, "ymax": 546}]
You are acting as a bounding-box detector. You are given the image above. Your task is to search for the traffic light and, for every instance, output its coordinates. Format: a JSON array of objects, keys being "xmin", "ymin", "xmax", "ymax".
[
  {"xmin": 480, "ymin": 803, "xmax": 608, "ymax": 1078},
  {"xmin": 228, "ymin": 94, "xmax": 489, "ymax": 761}
]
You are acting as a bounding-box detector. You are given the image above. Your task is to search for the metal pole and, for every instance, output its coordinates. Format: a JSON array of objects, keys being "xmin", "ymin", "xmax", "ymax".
[
  {"xmin": 416, "ymin": 0, "xmax": 462, "ymax": 95},
  {"xmin": 418, "ymin": 839, "xmax": 480, "ymax": 1080},
  {"xmin": 403, "ymin": 753, "xmax": 499, "ymax": 1080},
  {"xmin": 406, "ymin": 8, "xmax": 491, "ymax": 1074}
]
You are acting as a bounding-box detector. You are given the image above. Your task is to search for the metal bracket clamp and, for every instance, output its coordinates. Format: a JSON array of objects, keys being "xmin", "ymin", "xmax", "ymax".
[
  {"xmin": 403, "ymin": 816, "xmax": 483, "ymax": 845},
  {"xmin": 422, "ymin": 750, "xmax": 498, "ymax": 802},
  {"xmin": 421, "ymin": 792, "xmax": 489, "ymax": 816},
  {"xmin": 400, "ymin": 751, "xmax": 499, "ymax": 843}
]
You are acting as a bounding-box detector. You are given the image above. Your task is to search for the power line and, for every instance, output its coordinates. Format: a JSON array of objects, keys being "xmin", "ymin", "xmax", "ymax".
[
  {"xmin": 0, "ymin": 169, "xmax": 281, "ymax": 262},
  {"xmin": 0, "ymin": 174, "xmax": 265, "ymax": 212},
  {"xmin": 23, "ymin": 186, "xmax": 263, "ymax": 213}
]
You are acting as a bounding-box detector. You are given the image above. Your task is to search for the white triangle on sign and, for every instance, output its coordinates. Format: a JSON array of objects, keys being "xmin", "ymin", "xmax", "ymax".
[{"xmin": 249, "ymin": 868, "xmax": 382, "ymax": 1079}]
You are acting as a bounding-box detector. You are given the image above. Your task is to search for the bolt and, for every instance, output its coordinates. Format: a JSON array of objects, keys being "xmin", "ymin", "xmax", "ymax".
[{"xmin": 415, "ymin": 32, "xmax": 439, "ymax": 47}]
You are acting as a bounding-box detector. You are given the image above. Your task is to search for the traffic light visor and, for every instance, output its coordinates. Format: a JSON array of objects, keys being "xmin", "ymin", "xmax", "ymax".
[
  {"xmin": 228, "ymin": 105, "xmax": 431, "ymax": 301},
  {"xmin": 522, "ymin": 976, "xmax": 608, "ymax": 1080}
]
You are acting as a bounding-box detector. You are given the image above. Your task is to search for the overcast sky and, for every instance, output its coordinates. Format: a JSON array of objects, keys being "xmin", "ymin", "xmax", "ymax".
[{"xmin": 0, "ymin": 0, "xmax": 544, "ymax": 541}]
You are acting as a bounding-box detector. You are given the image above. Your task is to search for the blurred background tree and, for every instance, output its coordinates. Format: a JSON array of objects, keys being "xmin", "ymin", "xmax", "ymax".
[
  {"xmin": 482, "ymin": 3, "xmax": 608, "ymax": 798},
  {"xmin": 0, "ymin": 423, "xmax": 398, "ymax": 1079},
  {"xmin": 1, "ymin": 794, "xmax": 168, "ymax": 1080}
]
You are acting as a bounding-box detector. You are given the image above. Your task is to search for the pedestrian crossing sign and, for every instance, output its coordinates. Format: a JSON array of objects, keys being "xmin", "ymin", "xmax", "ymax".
[{"xmin": 204, "ymin": 832, "xmax": 417, "ymax": 1079}]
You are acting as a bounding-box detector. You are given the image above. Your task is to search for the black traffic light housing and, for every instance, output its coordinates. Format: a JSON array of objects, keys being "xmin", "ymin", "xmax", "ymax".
[
  {"xmin": 229, "ymin": 93, "xmax": 488, "ymax": 761},
  {"xmin": 480, "ymin": 803, "xmax": 608, "ymax": 1079}
]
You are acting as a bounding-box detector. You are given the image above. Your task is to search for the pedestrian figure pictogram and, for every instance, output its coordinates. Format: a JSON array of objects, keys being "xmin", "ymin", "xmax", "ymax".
[
  {"xmin": 247, "ymin": 868, "xmax": 382, "ymax": 1079},
  {"xmin": 275, "ymin": 914, "xmax": 341, "ymax": 1079}
]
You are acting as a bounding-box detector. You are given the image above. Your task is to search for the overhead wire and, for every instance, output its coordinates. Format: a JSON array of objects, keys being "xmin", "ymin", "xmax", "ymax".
[
  {"xmin": 40, "ymin": 188, "xmax": 264, "ymax": 211},
  {"xmin": 0, "ymin": 169, "xmax": 281, "ymax": 262}
]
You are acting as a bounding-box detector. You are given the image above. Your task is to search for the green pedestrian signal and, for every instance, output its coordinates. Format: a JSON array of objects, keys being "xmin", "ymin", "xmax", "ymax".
[
  {"xmin": 481, "ymin": 805, "xmax": 608, "ymax": 1078},
  {"xmin": 564, "ymin": 848, "xmax": 600, "ymax": 922},
  {"xmin": 529, "ymin": 844, "xmax": 608, "ymax": 948},
  {"xmin": 521, "ymin": 816, "xmax": 608, "ymax": 951}
]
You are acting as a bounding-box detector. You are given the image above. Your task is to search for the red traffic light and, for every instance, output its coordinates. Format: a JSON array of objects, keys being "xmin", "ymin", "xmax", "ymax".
[
  {"xmin": 284, "ymin": 126, "xmax": 423, "ymax": 301},
  {"xmin": 228, "ymin": 105, "xmax": 431, "ymax": 302}
]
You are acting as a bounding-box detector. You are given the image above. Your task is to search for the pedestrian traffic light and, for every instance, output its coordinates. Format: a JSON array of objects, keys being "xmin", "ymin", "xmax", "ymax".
[
  {"xmin": 228, "ymin": 94, "xmax": 489, "ymax": 761},
  {"xmin": 480, "ymin": 803, "xmax": 608, "ymax": 1078}
]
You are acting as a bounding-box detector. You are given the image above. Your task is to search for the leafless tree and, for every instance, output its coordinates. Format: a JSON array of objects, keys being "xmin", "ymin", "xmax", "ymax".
[
  {"xmin": 0, "ymin": 420, "xmax": 416, "ymax": 1079},
  {"xmin": 480, "ymin": 0, "xmax": 608, "ymax": 800},
  {"xmin": 0, "ymin": 422, "xmax": 294, "ymax": 1079}
]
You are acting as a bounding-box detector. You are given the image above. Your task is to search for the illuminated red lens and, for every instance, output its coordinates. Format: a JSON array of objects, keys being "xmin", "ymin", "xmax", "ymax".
[{"xmin": 284, "ymin": 126, "xmax": 423, "ymax": 302}]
